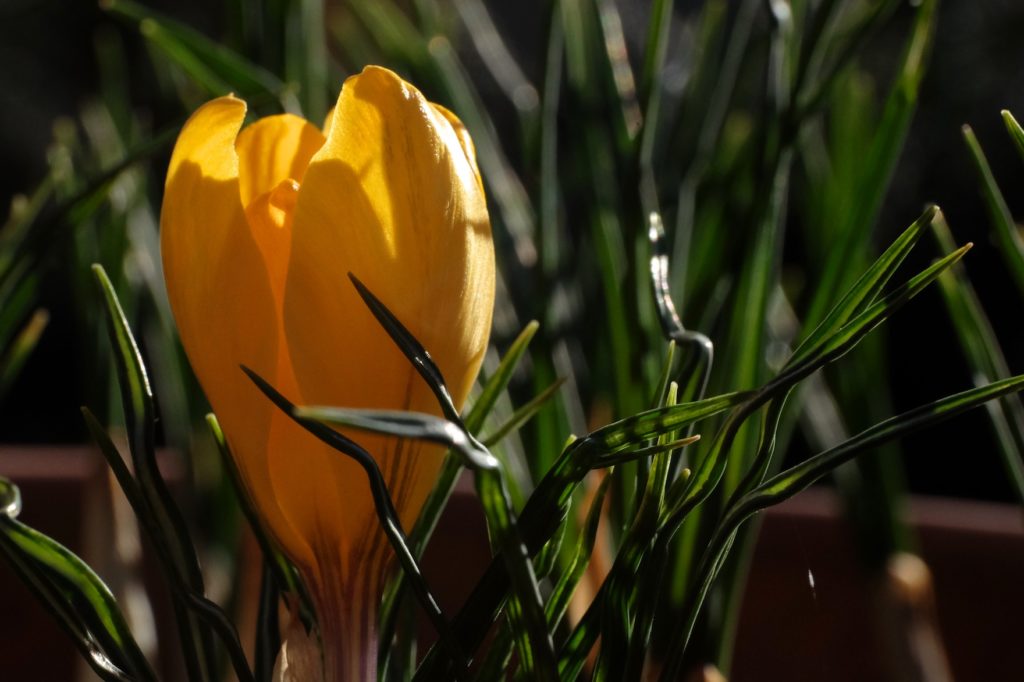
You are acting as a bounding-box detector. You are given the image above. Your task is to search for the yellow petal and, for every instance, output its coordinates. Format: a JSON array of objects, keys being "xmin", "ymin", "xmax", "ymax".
[
  {"xmin": 275, "ymin": 64, "xmax": 494, "ymax": 572},
  {"xmin": 235, "ymin": 114, "xmax": 325, "ymax": 305},
  {"xmin": 431, "ymin": 103, "xmax": 482, "ymax": 191},
  {"xmin": 160, "ymin": 96, "xmax": 313, "ymax": 568},
  {"xmin": 236, "ymin": 113, "xmax": 325, "ymax": 208}
]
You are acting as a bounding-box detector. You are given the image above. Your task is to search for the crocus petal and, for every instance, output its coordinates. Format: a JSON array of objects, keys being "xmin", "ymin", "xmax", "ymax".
[
  {"xmin": 273, "ymin": 66, "xmax": 493, "ymax": 545},
  {"xmin": 160, "ymin": 96, "xmax": 313, "ymax": 568},
  {"xmin": 287, "ymin": 65, "xmax": 493, "ymax": 416},
  {"xmin": 275, "ymin": 66, "xmax": 494, "ymax": 668},
  {"xmin": 162, "ymin": 70, "xmax": 495, "ymax": 682},
  {"xmin": 431, "ymin": 102, "xmax": 482, "ymax": 191},
  {"xmin": 236, "ymin": 114, "xmax": 325, "ymax": 208},
  {"xmin": 235, "ymin": 114, "xmax": 326, "ymax": 304}
]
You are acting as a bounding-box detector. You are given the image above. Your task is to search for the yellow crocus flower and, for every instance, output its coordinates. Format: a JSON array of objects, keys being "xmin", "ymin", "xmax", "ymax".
[{"xmin": 160, "ymin": 66, "xmax": 494, "ymax": 680}]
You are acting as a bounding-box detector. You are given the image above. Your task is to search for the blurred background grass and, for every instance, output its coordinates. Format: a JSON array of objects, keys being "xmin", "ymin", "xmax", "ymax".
[
  {"xmin": 2, "ymin": 0, "xmax": 1022, "ymax": 501},
  {"xmin": 2, "ymin": 1, "xmax": 1024, "ymax": 679}
]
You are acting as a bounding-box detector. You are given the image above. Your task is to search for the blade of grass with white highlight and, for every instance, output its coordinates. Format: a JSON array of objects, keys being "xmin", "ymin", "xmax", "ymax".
[{"xmin": 0, "ymin": 477, "xmax": 155, "ymax": 682}]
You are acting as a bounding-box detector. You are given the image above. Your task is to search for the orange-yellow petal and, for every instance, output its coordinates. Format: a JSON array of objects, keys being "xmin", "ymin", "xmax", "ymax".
[
  {"xmin": 236, "ymin": 115, "xmax": 325, "ymax": 304},
  {"xmin": 274, "ymin": 64, "xmax": 494, "ymax": 572},
  {"xmin": 236, "ymin": 113, "xmax": 325, "ymax": 208},
  {"xmin": 160, "ymin": 96, "xmax": 313, "ymax": 568},
  {"xmin": 288, "ymin": 65, "xmax": 493, "ymax": 410},
  {"xmin": 431, "ymin": 103, "xmax": 482, "ymax": 191}
]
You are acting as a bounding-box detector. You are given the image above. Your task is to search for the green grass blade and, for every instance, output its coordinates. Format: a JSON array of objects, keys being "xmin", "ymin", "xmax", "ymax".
[
  {"xmin": 453, "ymin": 0, "xmax": 539, "ymax": 120},
  {"xmin": 931, "ymin": 220, "xmax": 1024, "ymax": 503},
  {"xmin": 205, "ymin": 415, "xmax": 307, "ymax": 603},
  {"xmin": 104, "ymin": 0, "xmax": 291, "ymax": 108},
  {"xmin": 547, "ymin": 474, "xmax": 611, "ymax": 632},
  {"xmin": 596, "ymin": 383, "xmax": 681, "ymax": 681},
  {"xmin": 578, "ymin": 391, "xmax": 749, "ymax": 457},
  {"xmin": 796, "ymin": 0, "xmax": 907, "ymax": 119},
  {"xmin": 472, "ymin": 619, "xmax": 516, "ymax": 681},
  {"xmin": 665, "ymin": 241, "xmax": 972, "ymax": 533},
  {"xmin": 0, "ymin": 478, "xmax": 154, "ymax": 681},
  {"xmin": 92, "ymin": 264, "xmax": 216, "ymax": 680},
  {"xmin": 93, "ymin": 265, "xmax": 201, "ymax": 584},
  {"xmin": 245, "ymin": 369, "xmax": 472, "ymax": 679},
  {"xmin": 464, "ymin": 320, "xmax": 540, "ymax": 433},
  {"xmin": 1001, "ymin": 109, "xmax": 1024, "ymax": 162},
  {"xmin": 639, "ymin": 0, "xmax": 674, "ymax": 109},
  {"xmin": 481, "ymin": 378, "xmax": 564, "ymax": 447},
  {"xmin": 594, "ymin": 0, "xmax": 642, "ymax": 146},
  {"xmin": 253, "ymin": 562, "xmax": 279, "ymax": 682},
  {"xmin": 296, "ymin": 407, "xmax": 497, "ymax": 472},
  {"xmin": 660, "ymin": 372, "xmax": 1024, "ymax": 680},
  {"xmin": 378, "ymin": 453, "xmax": 462, "ymax": 669},
  {"xmin": 962, "ymin": 124, "xmax": 1024, "ymax": 297},
  {"xmin": 89, "ymin": 409, "xmax": 257, "ymax": 682},
  {"xmin": 80, "ymin": 408, "xmax": 148, "ymax": 531},
  {"xmin": 415, "ymin": 392, "xmax": 742, "ymax": 677},
  {"xmin": 285, "ymin": 0, "xmax": 328, "ymax": 120},
  {"xmin": 0, "ymin": 174, "xmax": 54, "ymax": 275},
  {"xmin": 538, "ymin": 10, "xmax": 564, "ymax": 275},
  {"xmin": 755, "ymin": 374, "xmax": 1024, "ymax": 512},
  {"xmin": 0, "ymin": 309, "xmax": 48, "ymax": 400},
  {"xmin": 380, "ymin": 316, "xmax": 539, "ymax": 673},
  {"xmin": 0, "ymin": 265, "xmax": 39, "ymax": 363},
  {"xmin": 298, "ymin": 397, "xmax": 569, "ymax": 673},
  {"xmin": 804, "ymin": 0, "xmax": 935, "ymax": 326},
  {"xmin": 0, "ymin": 527, "xmax": 134, "ymax": 682},
  {"xmin": 473, "ymin": 468, "xmax": 558, "ymax": 682},
  {"xmin": 352, "ymin": 303, "xmax": 540, "ymax": 667},
  {"xmin": 781, "ymin": 244, "xmax": 972, "ymax": 387},
  {"xmin": 348, "ymin": 274, "xmax": 462, "ymax": 423},
  {"xmin": 791, "ymin": 205, "xmax": 937, "ymax": 364}
]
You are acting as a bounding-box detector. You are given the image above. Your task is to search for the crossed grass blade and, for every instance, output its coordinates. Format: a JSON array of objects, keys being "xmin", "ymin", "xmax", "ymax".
[
  {"xmin": 658, "ymin": 373, "xmax": 1024, "ymax": 681},
  {"xmin": 556, "ymin": 239, "xmax": 972, "ymax": 678},
  {"xmin": 305, "ymin": 277, "xmax": 557, "ymax": 681},
  {"xmin": 415, "ymin": 392, "xmax": 739, "ymax": 678},
  {"xmin": 286, "ymin": 403, "xmax": 556, "ymax": 680},
  {"xmin": 242, "ymin": 368, "xmax": 471, "ymax": 681},
  {"xmin": 379, "ymin": 319, "xmax": 540, "ymax": 668}
]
